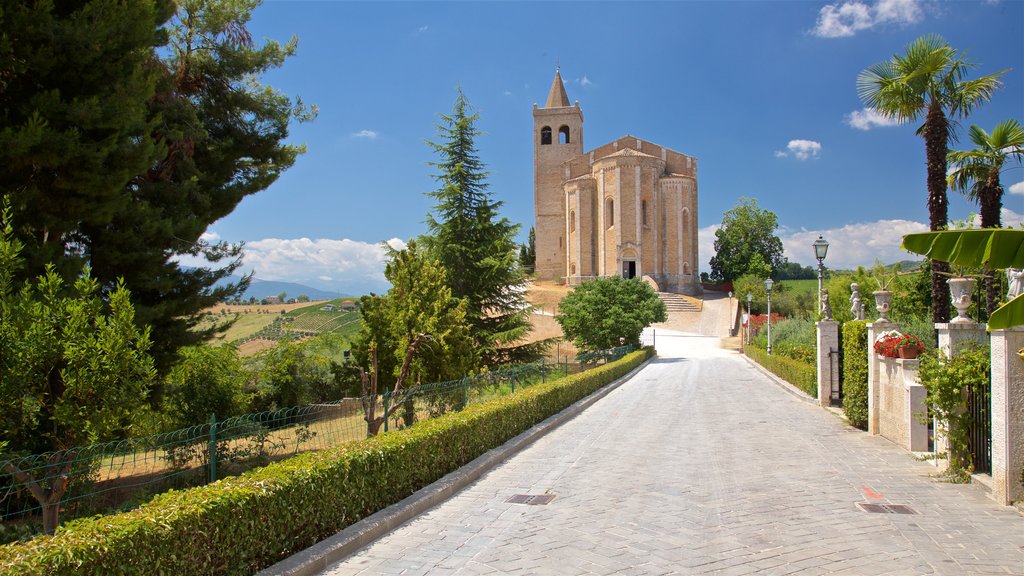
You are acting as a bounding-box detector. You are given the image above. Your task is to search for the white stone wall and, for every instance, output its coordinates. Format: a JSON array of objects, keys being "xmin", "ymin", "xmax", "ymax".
[{"xmin": 877, "ymin": 357, "xmax": 929, "ymax": 452}]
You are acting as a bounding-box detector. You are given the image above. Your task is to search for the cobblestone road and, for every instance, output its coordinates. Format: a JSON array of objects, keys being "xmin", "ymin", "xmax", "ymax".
[{"xmin": 321, "ymin": 332, "xmax": 1024, "ymax": 575}]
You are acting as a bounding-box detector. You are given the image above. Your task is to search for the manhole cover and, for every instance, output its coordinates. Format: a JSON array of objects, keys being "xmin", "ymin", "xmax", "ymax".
[
  {"xmin": 506, "ymin": 494, "xmax": 556, "ymax": 505},
  {"xmin": 857, "ymin": 502, "xmax": 917, "ymax": 514}
]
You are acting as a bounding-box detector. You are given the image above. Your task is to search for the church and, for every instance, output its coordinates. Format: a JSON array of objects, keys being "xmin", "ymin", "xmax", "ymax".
[{"xmin": 532, "ymin": 69, "xmax": 701, "ymax": 295}]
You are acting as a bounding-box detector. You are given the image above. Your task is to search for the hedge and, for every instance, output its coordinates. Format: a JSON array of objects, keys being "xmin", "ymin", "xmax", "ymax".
[
  {"xmin": 744, "ymin": 344, "xmax": 816, "ymax": 397},
  {"xmin": 841, "ymin": 321, "xmax": 868, "ymax": 429},
  {"xmin": 0, "ymin": 348, "xmax": 653, "ymax": 575}
]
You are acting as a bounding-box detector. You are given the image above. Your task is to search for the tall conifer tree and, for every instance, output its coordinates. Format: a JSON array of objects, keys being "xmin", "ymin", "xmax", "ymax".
[{"xmin": 423, "ymin": 89, "xmax": 548, "ymax": 365}]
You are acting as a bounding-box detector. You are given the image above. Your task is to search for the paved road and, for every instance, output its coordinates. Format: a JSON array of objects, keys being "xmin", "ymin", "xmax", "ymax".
[{"xmin": 321, "ymin": 331, "xmax": 1024, "ymax": 575}]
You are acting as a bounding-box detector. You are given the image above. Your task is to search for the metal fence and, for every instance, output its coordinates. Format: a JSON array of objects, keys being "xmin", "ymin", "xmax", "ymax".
[{"xmin": 1, "ymin": 348, "xmax": 634, "ymax": 533}]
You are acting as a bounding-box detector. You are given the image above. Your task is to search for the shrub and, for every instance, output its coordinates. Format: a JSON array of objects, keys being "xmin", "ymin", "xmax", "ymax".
[
  {"xmin": 0, "ymin": 349, "xmax": 654, "ymax": 575},
  {"xmin": 841, "ymin": 321, "xmax": 868, "ymax": 429},
  {"xmin": 919, "ymin": 344, "xmax": 991, "ymax": 482},
  {"xmin": 745, "ymin": 344, "xmax": 816, "ymax": 397}
]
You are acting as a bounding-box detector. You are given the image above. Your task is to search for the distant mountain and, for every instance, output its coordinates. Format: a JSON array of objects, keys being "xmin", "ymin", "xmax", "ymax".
[{"xmin": 240, "ymin": 279, "xmax": 345, "ymax": 301}]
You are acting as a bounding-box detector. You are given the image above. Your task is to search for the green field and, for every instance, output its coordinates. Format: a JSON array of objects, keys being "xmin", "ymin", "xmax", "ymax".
[{"xmin": 281, "ymin": 299, "xmax": 363, "ymax": 339}]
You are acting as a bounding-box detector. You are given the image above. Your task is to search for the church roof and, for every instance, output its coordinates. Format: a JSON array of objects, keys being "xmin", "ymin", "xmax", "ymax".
[
  {"xmin": 602, "ymin": 147, "xmax": 659, "ymax": 159},
  {"xmin": 545, "ymin": 68, "xmax": 572, "ymax": 108}
]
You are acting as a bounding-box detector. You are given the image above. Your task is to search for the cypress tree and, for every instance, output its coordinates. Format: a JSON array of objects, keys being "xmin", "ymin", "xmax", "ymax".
[{"xmin": 423, "ymin": 89, "xmax": 548, "ymax": 366}]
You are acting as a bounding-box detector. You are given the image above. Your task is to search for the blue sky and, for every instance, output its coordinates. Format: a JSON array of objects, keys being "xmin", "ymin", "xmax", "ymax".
[{"xmin": 190, "ymin": 0, "xmax": 1024, "ymax": 296}]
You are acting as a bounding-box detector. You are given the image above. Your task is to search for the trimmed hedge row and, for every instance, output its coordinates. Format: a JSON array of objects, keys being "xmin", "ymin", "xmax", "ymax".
[
  {"xmin": 744, "ymin": 344, "xmax": 816, "ymax": 397},
  {"xmin": 0, "ymin": 348, "xmax": 653, "ymax": 575},
  {"xmin": 841, "ymin": 321, "xmax": 868, "ymax": 429}
]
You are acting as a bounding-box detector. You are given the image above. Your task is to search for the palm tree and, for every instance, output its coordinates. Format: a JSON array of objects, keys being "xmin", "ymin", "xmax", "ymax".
[
  {"xmin": 947, "ymin": 119, "xmax": 1024, "ymax": 316},
  {"xmin": 858, "ymin": 34, "xmax": 1005, "ymax": 324}
]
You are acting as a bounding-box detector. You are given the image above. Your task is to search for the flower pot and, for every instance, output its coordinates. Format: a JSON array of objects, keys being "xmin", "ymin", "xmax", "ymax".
[
  {"xmin": 897, "ymin": 345, "xmax": 922, "ymax": 359},
  {"xmin": 948, "ymin": 277, "xmax": 977, "ymax": 324},
  {"xmin": 872, "ymin": 290, "xmax": 892, "ymax": 323}
]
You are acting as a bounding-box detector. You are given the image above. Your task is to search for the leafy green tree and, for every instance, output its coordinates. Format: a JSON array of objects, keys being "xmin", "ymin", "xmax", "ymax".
[
  {"xmin": 858, "ymin": 34, "xmax": 1005, "ymax": 324},
  {"xmin": 297, "ymin": 294, "xmax": 311, "ymax": 303},
  {"xmin": 708, "ymin": 198, "xmax": 785, "ymax": 282},
  {"xmin": 556, "ymin": 277, "xmax": 667, "ymax": 352},
  {"xmin": 947, "ymin": 119, "xmax": 1024, "ymax": 315},
  {"xmin": 247, "ymin": 337, "xmax": 340, "ymax": 411},
  {"xmin": 422, "ymin": 89, "xmax": 546, "ymax": 366},
  {"xmin": 352, "ymin": 240, "xmax": 474, "ymax": 435},
  {"xmin": 0, "ymin": 204, "xmax": 155, "ymax": 533},
  {"xmin": 163, "ymin": 345, "xmax": 247, "ymax": 428}
]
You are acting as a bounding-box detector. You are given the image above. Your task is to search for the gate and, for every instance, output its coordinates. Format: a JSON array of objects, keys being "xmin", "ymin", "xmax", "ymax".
[{"xmin": 966, "ymin": 380, "xmax": 992, "ymax": 475}]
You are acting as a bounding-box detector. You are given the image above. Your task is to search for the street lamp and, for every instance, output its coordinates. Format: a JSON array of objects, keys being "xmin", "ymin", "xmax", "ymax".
[
  {"xmin": 813, "ymin": 235, "xmax": 829, "ymax": 314},
  {"xmin": 765, "ymin": 277, "xmax": 774, "ymax": 355},
  {"xmin": 745, "ymin": 292, "xmax": 752, "ymax": 347}
]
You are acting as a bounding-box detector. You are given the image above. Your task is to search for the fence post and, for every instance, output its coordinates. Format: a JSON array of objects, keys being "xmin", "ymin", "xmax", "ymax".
[
  {"xmin": 208, "ymin": 413, "xmax": 218, "ymax": 483},
  {"xmin": 541, "ymin": 358, "xmax": 546, "ymax": 383},
  {"xmin": 382, "ymin": 392, "xmax": 390, "ymax": 433}
]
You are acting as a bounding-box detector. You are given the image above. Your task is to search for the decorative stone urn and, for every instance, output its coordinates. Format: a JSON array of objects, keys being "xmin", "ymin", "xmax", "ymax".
[
  {"xmin": 873, "ymin": 290, "xmax": 892, "ymax": 323},
  {"xmin": 949, "ymin": 277, "xmax": 977, "ymax": 324}
]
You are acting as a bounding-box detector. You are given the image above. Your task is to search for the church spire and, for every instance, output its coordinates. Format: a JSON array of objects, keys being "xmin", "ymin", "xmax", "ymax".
[{"xmin": 545, "ymin": 67, "xmax": 572, "ymax": 108}]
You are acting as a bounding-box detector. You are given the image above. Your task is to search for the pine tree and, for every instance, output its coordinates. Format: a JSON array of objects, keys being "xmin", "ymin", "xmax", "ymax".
[
  {"xmin": 0, "ymin": 0, "xmax": 173, "ymax": 280},
  {"xmin": 2, "ymin": 0, "xmax": 315, "ymax": 373},
  {"xmin": 423, "ymin": 90, "xmax": 548, "ymax": 366}
]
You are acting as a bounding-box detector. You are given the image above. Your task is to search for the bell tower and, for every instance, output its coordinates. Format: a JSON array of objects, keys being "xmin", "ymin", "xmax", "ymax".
[{"xmin": 533, "ymin": 68, "xmax": 584, "ymax": 281}]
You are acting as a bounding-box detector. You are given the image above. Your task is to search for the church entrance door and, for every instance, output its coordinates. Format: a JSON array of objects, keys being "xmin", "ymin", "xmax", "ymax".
[{"xmin": 622, "ymin": 260, "xmax": 637, "ymax": 279}]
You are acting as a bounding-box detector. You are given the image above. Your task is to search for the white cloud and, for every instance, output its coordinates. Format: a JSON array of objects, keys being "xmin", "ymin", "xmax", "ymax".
[
  {"xmin": 781, "ymin": 219, "xmax": 928, "ymax": 270},
  {"xmin": 503, "ymin": 90, "xmax": 512, "ymax": 96},
  {"xmin": 1008, "ymin": 181, "xmax": 1024, "ymax": 195},
  {"xmin": 845, "ymin": 107, "xmax": 903, "ymax": 130},
  {"xmin": 813, "ymin": 0, "xmax": 922, "ymax": 38},
  {"xmin": 698, "ymin": 224, "xmax": 720, "ymax": 277},
  {"xmin": 352, "ymin": 130, "xmax": 379, "ymax": 139},
  {"xmin": 776, "ymin": 139, "xmax": 822, "ymax": 160},
  {"xmin": 1002, "ymin": 206, "xmax": 1024, "ymax": 228},
  {"xmin": 418, "ymin": 25, "xmax": 428, "ymax": 32},
  {"xmin": 199, "ymin": 231, "xmax": 220, "ymax": 243},
  {"xmin": 578, "ymin": 75, "xmax": 593, "ymax": 87}
]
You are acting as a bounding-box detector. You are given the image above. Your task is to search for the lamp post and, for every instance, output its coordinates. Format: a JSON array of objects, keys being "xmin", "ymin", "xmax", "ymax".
[
  {"xmin": 728, "ymin": 291, "xmax": 733, "ymax": 336},
  {"xmin": 765, "ymin": 277, "xmax": 774, "ymax": 355},
  {"xmin": 745, "ymin": 292, "xmax": 752, "ymax": 348},
  {"xmin": 813, "ymin": 235, "xmax": 829, "ymax": 315}
]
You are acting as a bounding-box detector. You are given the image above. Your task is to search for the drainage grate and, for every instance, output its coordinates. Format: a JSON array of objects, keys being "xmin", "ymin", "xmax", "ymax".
[
  {"xmin": 506, "ymin": 494, "xmax": 556, "ymax": 505},
  {"xmin": 857, "ymin": 502, "xmax": 917, "ymax": 514}
]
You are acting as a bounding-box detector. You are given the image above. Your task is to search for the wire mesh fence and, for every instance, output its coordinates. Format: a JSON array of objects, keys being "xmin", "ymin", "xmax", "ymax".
[{"xmin": 0, "ymin": 348, "xmax": 634, "ymax": 535}]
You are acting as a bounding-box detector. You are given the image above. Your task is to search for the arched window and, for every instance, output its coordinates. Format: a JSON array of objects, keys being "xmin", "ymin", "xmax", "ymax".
[
  {"xmin": 571, "ymin": 263, "xmax": 576, "ymax": 275},
  {"xmin": 541, "ymin": 126, "xmax": 552, "ymax": 145},
  {"xmin": 641, "ymin": 200, "xmax": 648, "ymax": 227},
  {"xmin": 682, "ymin": 208, "xmax": 691, "ymax": 233},
  {"xmin": 683, "ymin": 262, "xmax": 691, "ymax": 274},
  {"xmin": 559, "ymin": 125, "xmax": 570, "ymax": 144},
  {"xmin": 569, "ymin": 210, "xmax": 576, "ymax": 232},
  {"xmin": 605, "ymin": 198, "xmax": 614, "ymax": 229}
]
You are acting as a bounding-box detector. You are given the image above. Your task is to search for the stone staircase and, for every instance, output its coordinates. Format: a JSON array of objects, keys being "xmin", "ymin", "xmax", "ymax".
[{"xmin": 657, "ymin": 292, "xmax": 702, "ymax": 313}]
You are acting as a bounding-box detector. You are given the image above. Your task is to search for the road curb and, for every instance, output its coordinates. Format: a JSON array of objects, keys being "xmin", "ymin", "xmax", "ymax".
[
  {"xmin": 257, "ymin": 358, "xmax": 652, "ymax": 576},
  {"xmin": 739, "ymin": 353, "xmax": 817, "ymax": 405}
]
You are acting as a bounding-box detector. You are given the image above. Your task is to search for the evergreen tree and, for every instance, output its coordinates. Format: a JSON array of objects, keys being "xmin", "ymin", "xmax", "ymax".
[
  {"xmin": 423, "ymin": 90, "xmax": 547, "ymax": 365},
  {"xmin": 2, "ymin": 0, "xmax": 315, "ymax": 373},
  {"xmin": 83, "ymin": 0, "xmax": 315, "ymax": 372},
  {"xmin": 0, "ymin": 0, "xmax": 173, "ymax": 280},
  {"xmin": 519, "ymin": 226, "xmax": 537, "ymax": 270}
]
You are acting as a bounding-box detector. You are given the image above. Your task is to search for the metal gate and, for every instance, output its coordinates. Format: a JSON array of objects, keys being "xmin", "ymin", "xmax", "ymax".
[{"xmin": 966, "ymin": 380, "xmax": 992, "ymax": 475}]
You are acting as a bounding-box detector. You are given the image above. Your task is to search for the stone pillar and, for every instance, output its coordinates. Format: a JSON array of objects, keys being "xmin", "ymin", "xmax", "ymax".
[
  {"xmin": 866, "ymin": 320, "xmax": 896, "ymax": 435},
  {"xmin": 816, "ymin": 320, "xmax": 840, "ymax": 408},
  {"xmin": 990, "ymin": 327, "xmax": 1024, "ymax": 506},
  {"xmin": 901, "ymin": 361, "xmax": 929, "ymax": 452},
  {"xmin": 936, "ymin": 323, "xmax": 989, "ymax": 359}
]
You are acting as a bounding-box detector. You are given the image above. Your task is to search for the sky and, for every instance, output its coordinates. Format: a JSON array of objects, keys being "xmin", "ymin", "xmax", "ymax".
[{"xmin": 187, "ymin": 0, "xmax": 1024, "ymax": 296}]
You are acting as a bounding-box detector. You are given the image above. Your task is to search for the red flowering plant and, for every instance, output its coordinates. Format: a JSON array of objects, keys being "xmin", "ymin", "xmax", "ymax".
[
  {"xmin": 873, "ymin": 331, "xmax": 904, "ymax": 358},
  {"xmin": 873, "ymin": 331, "xmax": 925, "ymax": 358}
]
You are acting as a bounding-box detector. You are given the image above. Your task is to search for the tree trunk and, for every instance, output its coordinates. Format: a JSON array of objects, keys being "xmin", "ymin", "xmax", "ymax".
[
  {"xmin": 979, "ymin": 176, "xmax": 1003, "ymax": 318},
  {"xmin": 4, "ymin": 456, "xmax": 73, "ymax": 534},
  {"xmin": 923, "ymin": 102, "xmax": 950, "ymax": 324}
]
